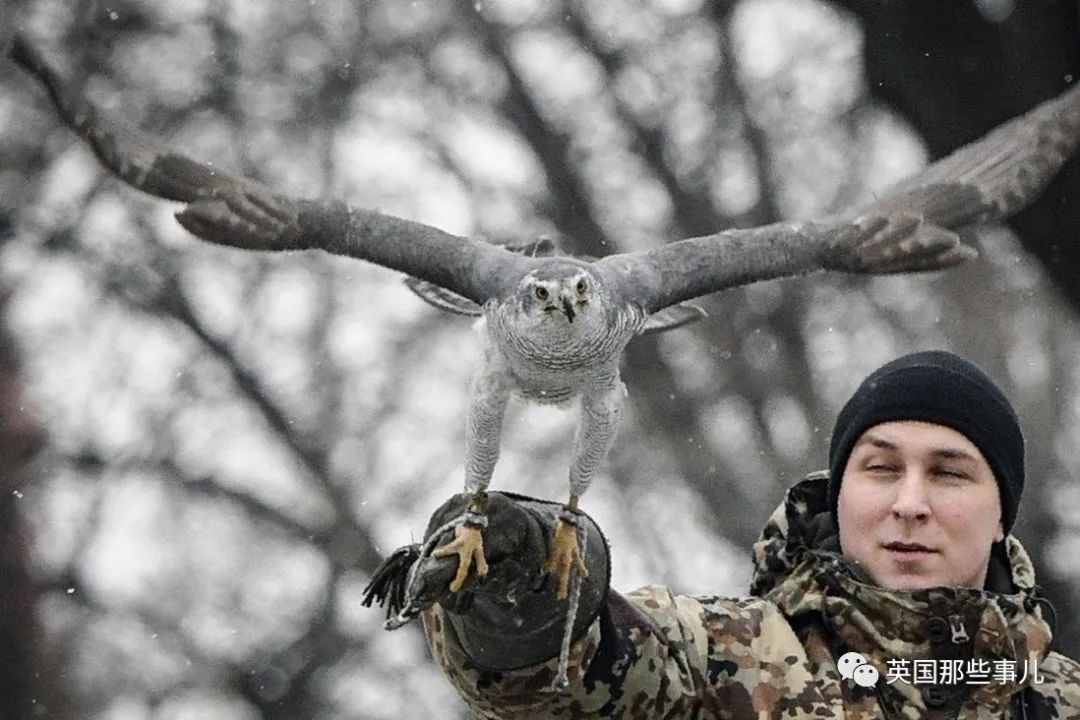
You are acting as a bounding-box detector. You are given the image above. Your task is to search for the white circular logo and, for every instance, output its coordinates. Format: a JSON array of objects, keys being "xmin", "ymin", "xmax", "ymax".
[
  {"xmin": 837, "ymin": 651, "xmax": 868, "ymax": 680},
  {"xmin": 837, "ymin": 651, "xmax": 880, "ymax": 687},
  {"xmin": 852, "ymin": 663, "xmax": 880, "ymax": 687}
]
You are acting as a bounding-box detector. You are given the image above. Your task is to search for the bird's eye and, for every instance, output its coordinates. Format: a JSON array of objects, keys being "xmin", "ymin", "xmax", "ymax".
[
  {"xmin": 576, "ymin": 279, "xmax": 587, "ymax": 294},
  {"xmin": 535, "ymin": 286, "xmax": 549, "ymax": 301}
]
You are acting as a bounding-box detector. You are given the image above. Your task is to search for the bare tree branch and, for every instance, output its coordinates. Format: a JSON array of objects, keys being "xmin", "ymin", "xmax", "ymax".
[{"xmin": 458, "ymin": 1, "xmax": 612, "ymax": 255}]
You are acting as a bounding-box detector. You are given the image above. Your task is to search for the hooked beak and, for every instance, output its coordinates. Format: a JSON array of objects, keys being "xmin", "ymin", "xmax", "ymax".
[{"xmin": 561, "ymin": 296, "xmax": 576, "ymax": 322}]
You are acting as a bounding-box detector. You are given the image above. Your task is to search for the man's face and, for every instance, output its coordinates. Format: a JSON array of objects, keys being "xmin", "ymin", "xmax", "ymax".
[{"xmin": 837, "ymin": 420, "xmax": 1004, "ymax": 590}]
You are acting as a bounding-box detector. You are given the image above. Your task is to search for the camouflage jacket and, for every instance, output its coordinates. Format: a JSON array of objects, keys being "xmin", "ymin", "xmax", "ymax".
[{"xmin": 422, "ymin": 473, "xmax": 1080, "ymax": 718}]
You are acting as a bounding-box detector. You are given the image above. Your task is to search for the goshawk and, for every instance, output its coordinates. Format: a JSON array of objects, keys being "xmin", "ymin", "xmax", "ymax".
[{"xmin": 10, "ymin": 35, "xmax": 1080, "ymax": 598}]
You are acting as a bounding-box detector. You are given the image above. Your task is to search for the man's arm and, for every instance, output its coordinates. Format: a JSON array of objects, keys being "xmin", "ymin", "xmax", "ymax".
[{"xmin": 382, "ymin": 492, "xmax": 815, "ymax": 719}]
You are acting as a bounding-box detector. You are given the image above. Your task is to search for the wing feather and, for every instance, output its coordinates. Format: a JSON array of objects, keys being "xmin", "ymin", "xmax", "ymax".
[
  {"xmin": 641, "ymin": 303, "xmax": 707, "ymax": 334},
  {"xmin": 609, "ymin": 80, "xmax": 1080, "ymax": 313},
  {"xmin": 403, "ymin": 278, "xmax": 483, "ymax": 316},
  {"xmin": 9, "ymin": 35, "xmax": 524, "ymax": 305}
]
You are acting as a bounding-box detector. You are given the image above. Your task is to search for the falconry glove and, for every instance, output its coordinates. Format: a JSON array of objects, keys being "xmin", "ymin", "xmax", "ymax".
[{"xmin": 364, "ymin": 491, "xmax": 610, "ymax": 672}]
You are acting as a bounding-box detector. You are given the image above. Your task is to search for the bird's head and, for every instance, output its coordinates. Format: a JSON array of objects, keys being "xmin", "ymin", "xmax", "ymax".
[
  {"xmin": 518, "ymin": 263, "xmax": 598, "ymax": 326},
  {"xmin": 493, "ymin": 260, "xmax": 632, "ymax": 366}
]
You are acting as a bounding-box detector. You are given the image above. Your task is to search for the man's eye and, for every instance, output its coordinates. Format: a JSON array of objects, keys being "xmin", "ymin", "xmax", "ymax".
[{"xmin": 936, "ymin": 468, "xmax": 970, "ymax": 481}]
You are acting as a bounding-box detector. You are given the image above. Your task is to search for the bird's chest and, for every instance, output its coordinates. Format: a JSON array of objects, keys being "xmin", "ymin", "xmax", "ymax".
[
  {"xmin": 484, "ymin": 305, "xmax": 639, "ymax": 402},
  {"xmin": 490, "ymin": 330, "xmax": 623, "ymax": 405},
  {"xmin": 509, "ymin": 363, "xmax": 596, "ymax": 405},
  {"xmin": 490, "ymin": 316, "xmax": 614, "ymax": 366}
]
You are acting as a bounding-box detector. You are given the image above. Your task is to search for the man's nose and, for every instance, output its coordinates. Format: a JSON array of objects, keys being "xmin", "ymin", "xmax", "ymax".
[{"xmin": 891, "ymin": 471, "xmax": 931, "ymax": 520}]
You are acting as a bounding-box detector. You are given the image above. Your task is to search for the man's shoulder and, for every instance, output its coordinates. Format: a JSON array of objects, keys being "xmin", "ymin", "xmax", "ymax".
[
  {"xmin": 1032, "ymin": 650, "xmax": 1080, "ymax": 709},
  {"xmin": 1041, "ymin": 650, "xmax": 1080, "ymax": 679}
]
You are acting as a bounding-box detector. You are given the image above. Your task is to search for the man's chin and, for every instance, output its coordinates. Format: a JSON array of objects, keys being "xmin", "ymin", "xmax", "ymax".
[
  {"xmin": 867, "ymin": 562, "xmax": 944, "ymax": 591},
  {"xmin": 878, "ymin": 575, "xmax": 942, "ymax": 592},
  {"xmin": 869, "ymin": 562, "xmax": 989, "ymax": 591}
]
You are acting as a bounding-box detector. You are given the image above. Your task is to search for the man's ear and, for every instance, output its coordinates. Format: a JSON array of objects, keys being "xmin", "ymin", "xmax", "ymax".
[{"xmin": 995, "ymin": 518, "xmax": 1005, "ymax": 543}]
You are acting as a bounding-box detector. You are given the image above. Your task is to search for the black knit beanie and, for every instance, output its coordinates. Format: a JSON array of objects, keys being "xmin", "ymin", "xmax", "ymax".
[{"xmin": 827, "ymin": 350, "xmax": 1024, "ymax": 533}]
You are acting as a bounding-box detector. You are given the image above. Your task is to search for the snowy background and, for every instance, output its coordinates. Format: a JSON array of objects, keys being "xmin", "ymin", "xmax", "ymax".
[{"xmin": 1, "ymin": 0, "xmax": 1078, "ymax": 718}]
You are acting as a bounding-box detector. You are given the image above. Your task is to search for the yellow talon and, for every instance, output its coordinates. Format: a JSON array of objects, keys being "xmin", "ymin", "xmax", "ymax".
[
  {"xmin": 544, "ymin": 517, "xmax": 588, "ymax": 599},
  {"xmin": 432, "ymin": 524, "xmax": 489, "ymax": 592}
]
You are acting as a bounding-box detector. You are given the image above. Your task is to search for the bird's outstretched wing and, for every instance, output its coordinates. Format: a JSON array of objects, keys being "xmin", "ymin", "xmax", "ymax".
[
  {"xmin": 604, "ymin": 81, "xmax": 1080, "ymax": 314},
  {"xmin": 7, "ymin": 35, "xmax": 526, "ymax": 306}
]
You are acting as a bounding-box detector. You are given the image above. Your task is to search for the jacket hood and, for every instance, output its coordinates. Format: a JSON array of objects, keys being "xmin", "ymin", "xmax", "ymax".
[{"xmin": 749, "ymin": 472, "xmax": 1053, "ymax": 714}]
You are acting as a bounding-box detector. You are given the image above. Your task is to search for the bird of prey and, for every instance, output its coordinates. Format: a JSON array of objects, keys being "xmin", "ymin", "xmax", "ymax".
[{"xmin": 10, "ymin": 35, "xmax": 1080, "ymax": 599}]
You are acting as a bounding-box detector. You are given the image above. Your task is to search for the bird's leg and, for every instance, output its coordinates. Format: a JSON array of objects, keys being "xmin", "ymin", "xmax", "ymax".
[
  {"xmin": 544, "ymin": 378, "xmax": 625, "ymax": 598},
  {"xmin": 545, "ymin": 495, "xmax": 588, "ymax": 599},
  {"xmin": 433, "ymin": 354, "xmax": 512, "ymax": 593}
]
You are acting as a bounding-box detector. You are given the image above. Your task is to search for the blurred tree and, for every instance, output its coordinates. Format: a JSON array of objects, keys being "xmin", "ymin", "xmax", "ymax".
[
  {"xmin": 1, "ymin": 0, "xmax": 59, "ymax": 711},
  {"xmin": 1, "ymin": 0, "xmax": 1078, "ymax": 717},
  {"xmin": 0, "ymin": 288, "xmax": 49, "ymax": 720}
]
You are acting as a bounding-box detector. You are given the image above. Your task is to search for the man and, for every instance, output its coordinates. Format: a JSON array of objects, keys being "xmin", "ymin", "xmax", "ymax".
[{"xmin": 367, "ymin": 350, "xmax": 1080, "ymax": 718}]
